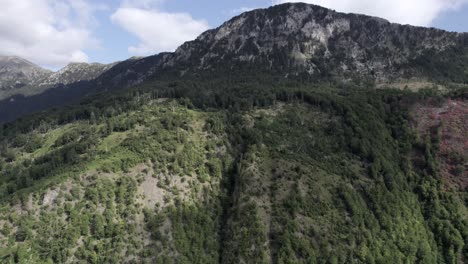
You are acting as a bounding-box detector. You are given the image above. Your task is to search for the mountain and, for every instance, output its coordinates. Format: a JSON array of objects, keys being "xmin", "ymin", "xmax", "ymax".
[
  {"xmin": 0, "ymin": 3, "xmax": 467, "ymax": 123},
  {"xmin": 0, "ymin": 4, "xmax": 466, "ymax": 263},
  {"xmin": 101, "ymin": 3, "xmax": 468, "ymax": 84},
  {"xmin": 0, "ymin": 56, "xmax": 116, "ymax": 101},
  {"xmin": 168, "ymin": 3, "xmax": 467, "ymax": 83},
  {"xmin": 42, "ymin": 62, "xmax": 116, "ymax": 87},
  {"xmin": 0, "ymin": 56, "xmax": 52, "ymax": 97}
]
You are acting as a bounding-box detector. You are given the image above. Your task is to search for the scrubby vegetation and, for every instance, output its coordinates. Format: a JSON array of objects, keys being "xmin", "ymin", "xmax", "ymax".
[{"xmin": 0, "ymin": 73, "xmax": 466, "ymax": 263}]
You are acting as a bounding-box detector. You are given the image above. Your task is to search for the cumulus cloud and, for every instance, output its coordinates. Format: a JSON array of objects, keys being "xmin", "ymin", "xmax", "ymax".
[
  {"xmin": 272, "ymin": 0, "xmax": 468, "ymax": 26},
  {"xmin": 111, "ymin": 1, "xmax": 209, "ymax": 56},
  {"xmin": 0, "ymin": 0, "xmax": 103, "ymax": 68},
  {"xmin": 121, "ymin": 0, "xmax": 165, "ymax": 9},
  {"xmin": 230, "ymin": 7, "xmax": 258, "ymax": 15}
]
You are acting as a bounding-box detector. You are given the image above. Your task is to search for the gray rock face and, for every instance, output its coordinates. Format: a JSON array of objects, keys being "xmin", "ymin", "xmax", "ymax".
[
  {"xmin": 0, "ymin": 56, "xmax": 115, "ymax": 100},
  {"xmin": 167, "ymin": 3, "xmax": 466, "ymax": 82},
  {"xmin": 42, "ymin": 62, "xmax": 116, "ymax": 86},
  {"xmin": 0, "ymin": 56, "xmax": 52, "ymax": 93}
]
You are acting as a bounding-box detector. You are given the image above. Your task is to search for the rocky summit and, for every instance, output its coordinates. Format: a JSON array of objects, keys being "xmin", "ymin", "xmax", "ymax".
[
  {"xmin": 168, "ymin": 3, "xmax": 466, "ymax": 82},
  {"xmin": 0, "ymin": 56, "xmax": 52, "ymax": 95}
]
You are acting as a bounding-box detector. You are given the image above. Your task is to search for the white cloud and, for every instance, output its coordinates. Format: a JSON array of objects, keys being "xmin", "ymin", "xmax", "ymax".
[
  {"xmin": 111, "ymin": 2, "xmax": 209, "ymax": 56},
  {"xmin": 272, "ymin": 0, "xmax": 468, "ymax": 26},
  {"xmin": 121, "ymin": 0, "xmax": 165, "ymax": 9},
  {"xmin": 0, "ymin": 0, "xmax": 103, "ymax": 68},
  {"xmin": 230, "ymin": 7, "xmax": 258, "ymax": 15}
]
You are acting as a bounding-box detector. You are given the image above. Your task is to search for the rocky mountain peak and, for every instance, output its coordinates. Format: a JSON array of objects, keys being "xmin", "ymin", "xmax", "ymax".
[
  {"xmin": 169, "ymin": 3, "xmax": 466, "ymax": 82},
  {"xmin": 0, "ymin": 55, "xmax": 41, "ymax": 69},
  {"xmin": 43, "ymin": 62, "xmax": 115, "ymax": 86},
  {"xmin": 0, "ymin": 56, "xmax": 52, "ymax": 93}
]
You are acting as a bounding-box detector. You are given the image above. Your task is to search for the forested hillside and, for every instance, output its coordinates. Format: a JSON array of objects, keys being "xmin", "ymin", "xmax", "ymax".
[
  {"xmin": 0, "ymin": 72, "xmax": 466, "ymax": 263},
  {"xmin": 0, "ymin": 2, "xmax": 467, "ymax": 264}
]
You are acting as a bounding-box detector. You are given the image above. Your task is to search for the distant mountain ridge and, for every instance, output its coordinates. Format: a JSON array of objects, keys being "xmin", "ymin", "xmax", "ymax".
[
  {"xmin": 0, "ymin": 56, "xmax": 52, "ymax": 97},
  {"xmin": 0, "ymin": 56, "xmax": 116, "ymax": 100},
  {"xmin": 42, "ymin": 62, "xmax": 116, "ymax": 86}
]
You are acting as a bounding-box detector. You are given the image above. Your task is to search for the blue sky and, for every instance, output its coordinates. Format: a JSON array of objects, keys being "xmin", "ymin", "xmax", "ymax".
[
  {"xmin": 1, "ymin": 0, "xmax": 467, "ymax": 69},
  {"xmin": 86, "ymin": 0, "xmax": 274, "ymax": 65},
  {"xmin": 434, "ymin": 6, "xmax": 468, "ymax": 32},
  {"xmin": 87, "ymin": 0, "xmax": 468, "ymax": 65}
]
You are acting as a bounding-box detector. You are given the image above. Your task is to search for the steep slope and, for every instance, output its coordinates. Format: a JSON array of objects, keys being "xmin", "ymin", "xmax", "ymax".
[
  {"xmin": 93, "ymin": 53, "xmax": 171, "ymax": 91},
  {"xmin": 411, "ymin": 98, "xmax": 468, "ymax": 191}
]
